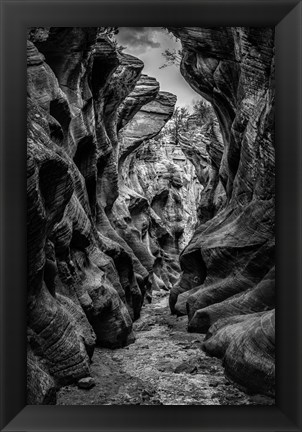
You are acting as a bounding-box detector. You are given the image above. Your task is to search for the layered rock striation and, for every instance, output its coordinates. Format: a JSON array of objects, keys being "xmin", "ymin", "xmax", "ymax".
[
  {"xmin": 168, "ymin": 27, "xmax": 275, "ymax": 396},
  {"xmin": 27, "ymin": 27, "xmax": 177, "ymax": 403},
  {"xmin": 119, "ymin": 133, "xmax": 202, "ymax": 293},
  {"xmin": 123, "ymin": 127, "xmax": 203, "ymax": 252},
  {"xmin": 179, "ymin": 116, "xmax": 226, "ymax": 224},
  {"xmin": 27, "ymin": 26, "xmax": 276, "ymax": 402}
]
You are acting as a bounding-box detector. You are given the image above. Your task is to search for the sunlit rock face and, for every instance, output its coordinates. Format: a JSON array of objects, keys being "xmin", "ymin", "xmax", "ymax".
[
  {"xmin": 115, "ymin": 89, "xmax": 178, "ymax": 298},
  {"xmin": 27, "ymin": 27, "xmax": 177, "ymax": 403},
  {"xmin": 123, "ymin": 134, "xmax": 202, "ymax": 254},
  {"xmin": 168, "ymin": 27, "xmax": 275, "ymax": 396},
  {"xmin": 118, "ymin": 92, "xmax": 177, "ymax": 167}
]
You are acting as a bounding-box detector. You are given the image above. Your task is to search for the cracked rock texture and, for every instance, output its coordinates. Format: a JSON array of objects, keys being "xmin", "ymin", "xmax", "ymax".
[{"xmin": 168, "ymin": 27, "xmax": 275, "ymax": 396}]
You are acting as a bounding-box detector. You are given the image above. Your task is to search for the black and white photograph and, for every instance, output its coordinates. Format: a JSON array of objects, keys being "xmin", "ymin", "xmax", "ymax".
[{"xmin": 27, "ymin": 26, "xmax": 275, "ymax": 406}]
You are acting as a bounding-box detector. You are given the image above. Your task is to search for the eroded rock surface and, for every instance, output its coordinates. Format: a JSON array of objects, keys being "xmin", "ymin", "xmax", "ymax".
[
  {"xmin": 27, "ymin": 26, "xmax": 275, "ymax": 403},
  {"xmin": 179, "ymin": 117, "xmax": 226, "ymax": 224},
  {"xmin": 123, "ymin": 134, "xmax": 202, "ymax": 254},
  {"xmin": 27, "ymin": 27, "xmax": 178, "ymax": 403},
  {"xmin": 57, "ymin": 292, "xmax": 274, "ymax": 405},
  {"xmin": 168, "ymin": 27, "xmax": 275, "ymax": 396}
]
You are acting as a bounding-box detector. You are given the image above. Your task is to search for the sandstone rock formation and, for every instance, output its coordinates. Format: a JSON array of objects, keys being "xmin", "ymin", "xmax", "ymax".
[
  {"xmin": 27, "ymin": 27, "xmax": 177, "ymax": 403},
  {"xmin": 27, "ymin": 26, "xmax": 275, "ymax": 402},
  {"xmin": 179, "ymin": 117, "xmax": 226, "ymax": 224},
  {"xmin": 119, "ymin": 133, "xmax": 202, "ymax": 294},
  {"xmin": 130, "ymin": 137, "xmax": 201, "ymax": 252},
  {"xmin": 168, "ymin": 27, "xmax": 275, "ymax": 396}
]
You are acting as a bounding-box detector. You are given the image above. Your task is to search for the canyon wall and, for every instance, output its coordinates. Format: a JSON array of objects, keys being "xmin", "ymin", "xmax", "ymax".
[
  {"xmin": 168, "ymin": 27, "xmax": 275, "ymax": 396},
  {"xmin": 27, "ymin": 26, "xmax": 275, "ymax": 402},
  {"xmin": 122, "ymin": 132, "xmax": 202, "ymax": 249},
  {"xmin": 179, "ymin": 116, "xmax": 226, "ymax": 224},
  {"xmin": 27, "ymin": 27, "xmax": 178, "ymax": 403}
]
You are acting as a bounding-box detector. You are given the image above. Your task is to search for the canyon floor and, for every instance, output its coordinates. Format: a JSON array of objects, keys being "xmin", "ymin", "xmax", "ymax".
[{"xmin": 58, "ymin": 291, "xmax": 274, "ymax": 406}]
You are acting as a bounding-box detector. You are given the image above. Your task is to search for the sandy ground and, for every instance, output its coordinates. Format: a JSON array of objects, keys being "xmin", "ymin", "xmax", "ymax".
[{"xmin": 58, "ymin": 291, "xmax": 274, "ymax": 405}]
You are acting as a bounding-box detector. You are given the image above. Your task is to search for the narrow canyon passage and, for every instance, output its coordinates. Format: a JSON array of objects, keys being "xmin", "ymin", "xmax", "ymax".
[
  {"xmin": 58, "ymin": 291, "xmax": 273, "ymax": 406},
  {"xmin": 27, "ymin": 27, "xmax": 275, "ymax": 405}
]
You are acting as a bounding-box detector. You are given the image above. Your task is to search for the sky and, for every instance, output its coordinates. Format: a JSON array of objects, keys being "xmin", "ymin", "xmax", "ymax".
[{"xmin": 115, "ymin": 27, "xmax": 201, "ymax": 110}]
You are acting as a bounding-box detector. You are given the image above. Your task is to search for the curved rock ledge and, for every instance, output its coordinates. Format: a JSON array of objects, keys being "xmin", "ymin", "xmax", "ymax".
[
  {"xmin": 168, "ymin": 27, "xmax": 275, "ymax": 396},
  {"xmin": 27, "ymin": 26, "xmax": 275, "ymax": 401},
  {"xmin": 27, "ymin": 27, "xmax": 177, "ymax": 402}
]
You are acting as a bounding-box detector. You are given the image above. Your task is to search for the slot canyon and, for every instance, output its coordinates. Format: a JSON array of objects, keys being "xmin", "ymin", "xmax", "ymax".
[{"xmin": 27, "ymin": 27, "xmax": 275, "ymax": 405}]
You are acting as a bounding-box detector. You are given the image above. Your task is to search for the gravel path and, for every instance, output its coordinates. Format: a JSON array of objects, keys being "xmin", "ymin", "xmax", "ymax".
[{"xmin": 58, "ymin": 291, "xmax": 274, "ymax": 405}]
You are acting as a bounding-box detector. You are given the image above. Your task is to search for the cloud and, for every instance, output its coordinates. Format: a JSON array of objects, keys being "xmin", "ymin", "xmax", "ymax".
[
  {"xmin": 116, "ymin": 27, "xmax": 162, "ymax": 54},
  {"xmin": 115, "ymin": 27, "xmax": 199, "ymax": 109}
]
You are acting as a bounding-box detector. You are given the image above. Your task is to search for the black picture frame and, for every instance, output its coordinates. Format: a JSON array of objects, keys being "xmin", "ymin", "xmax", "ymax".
[{"xmin": 0, "ymin": 0, "xmax": 301, "ymax": 431}]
